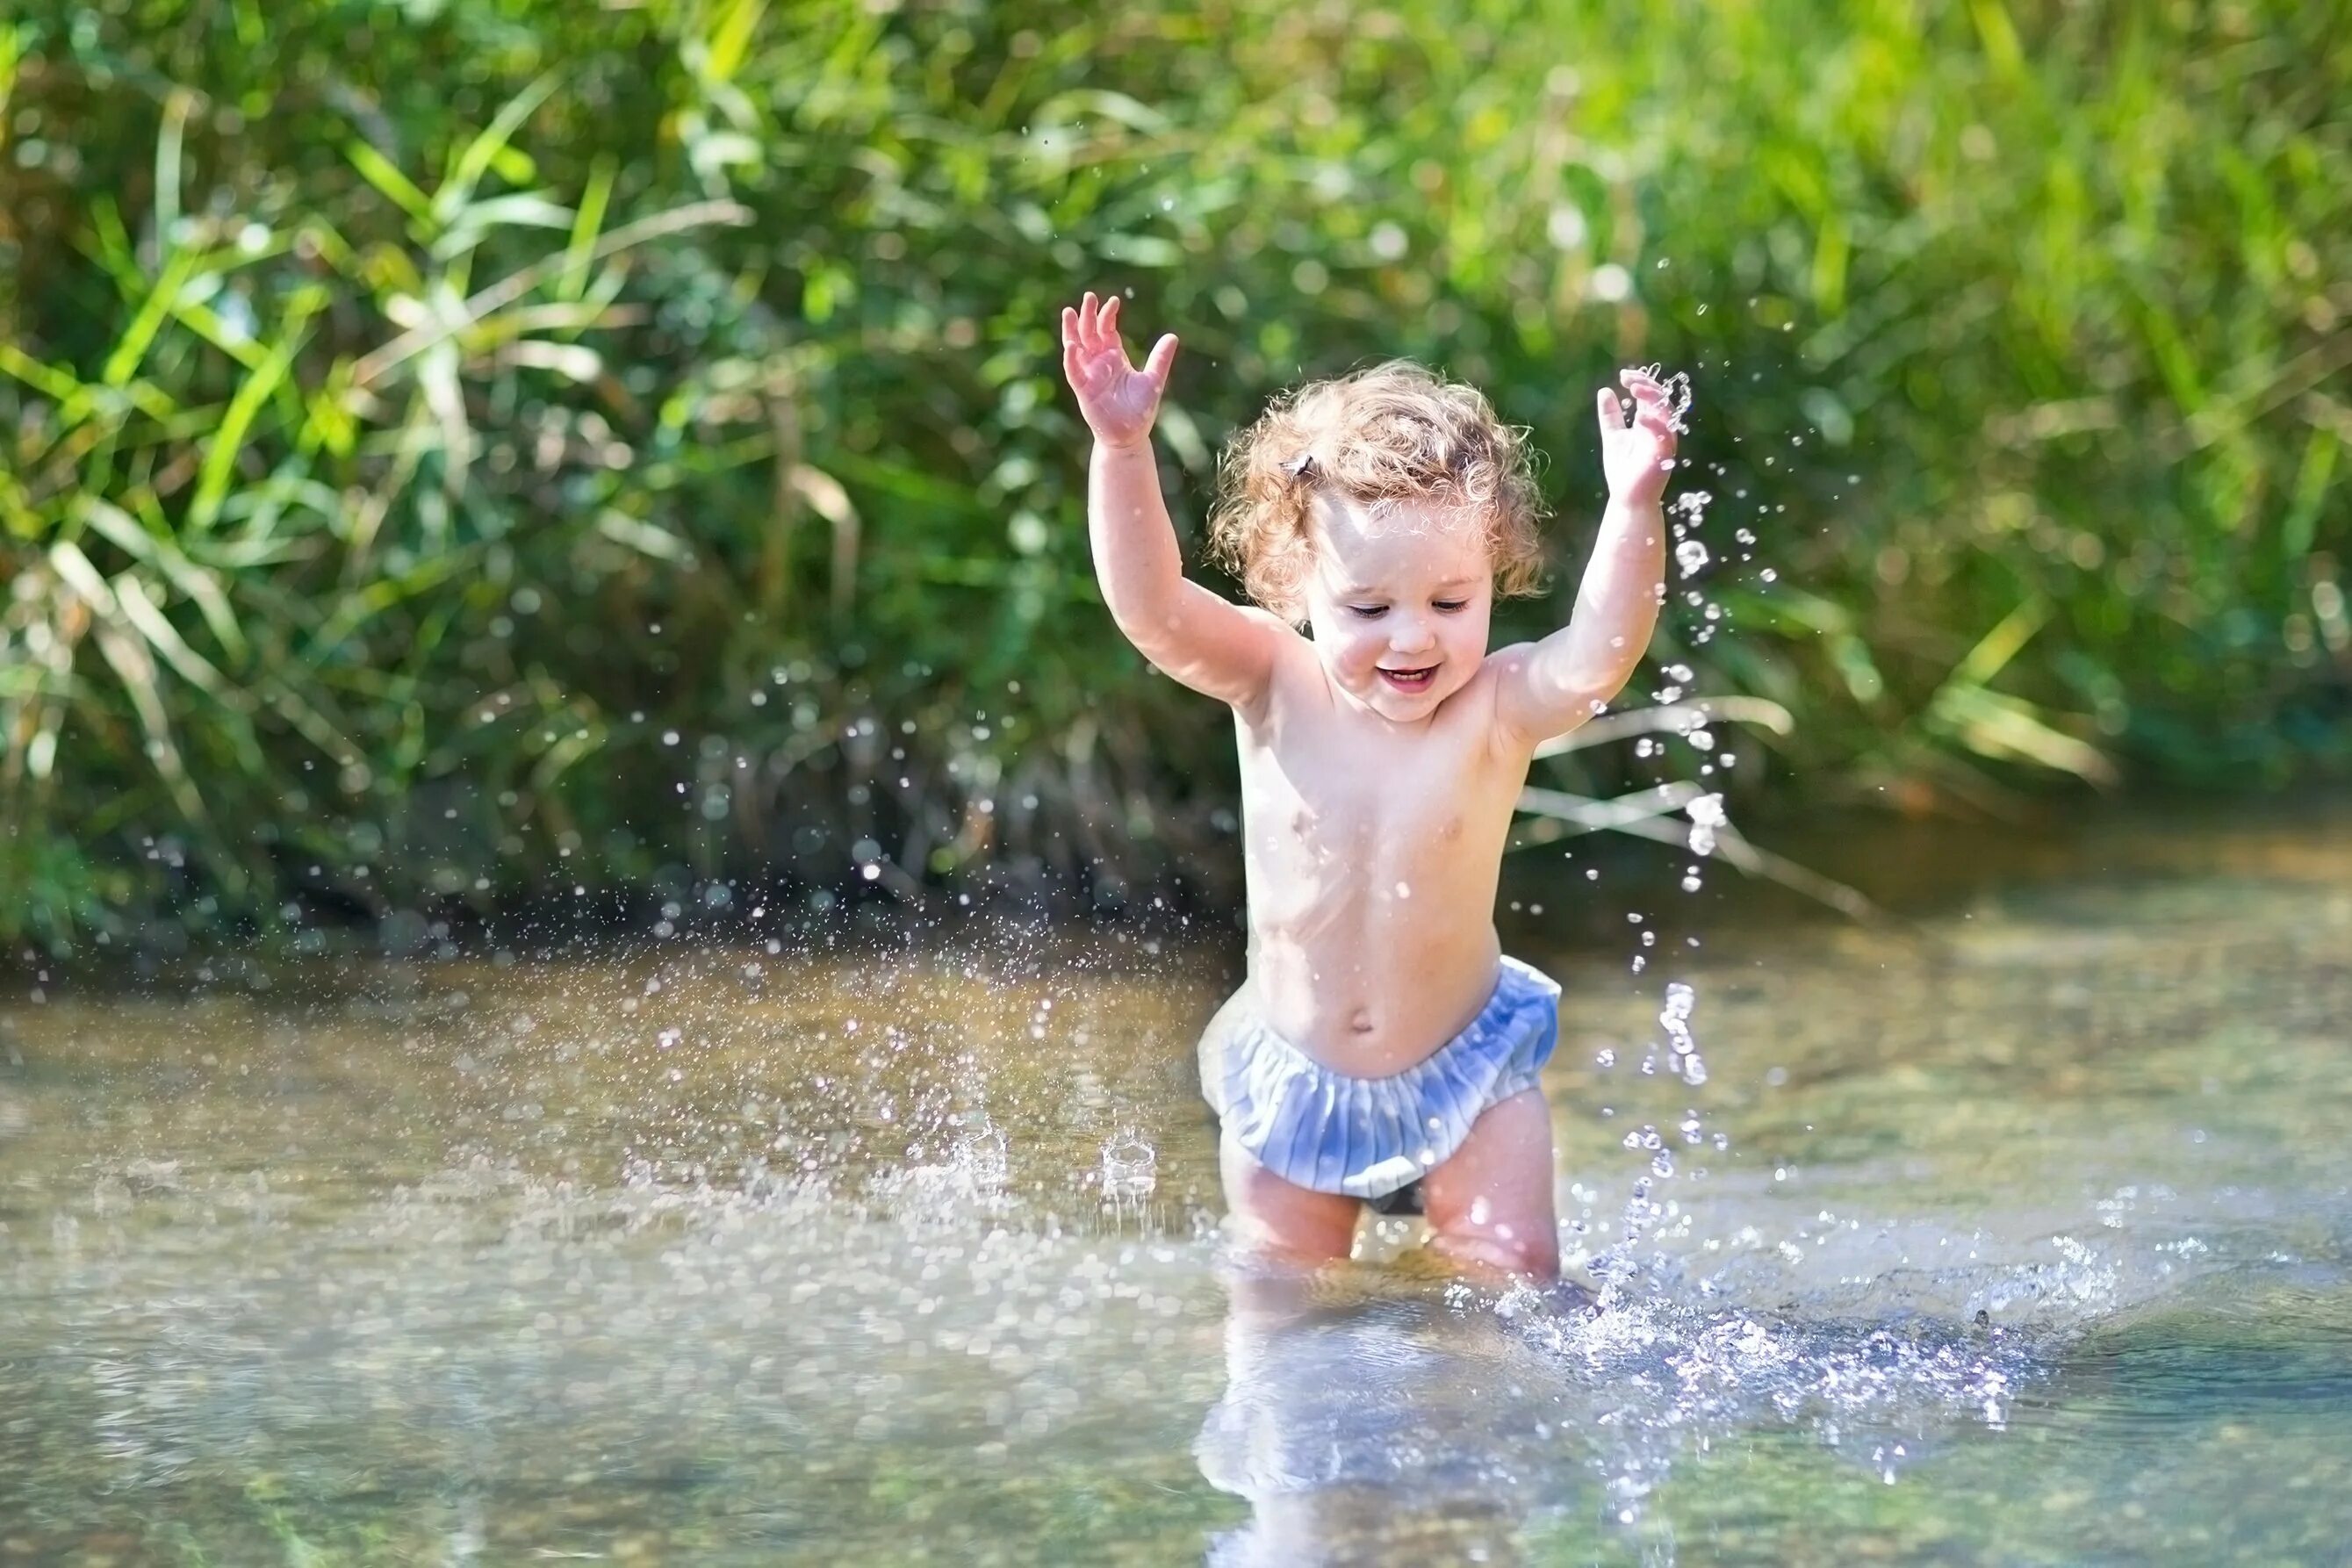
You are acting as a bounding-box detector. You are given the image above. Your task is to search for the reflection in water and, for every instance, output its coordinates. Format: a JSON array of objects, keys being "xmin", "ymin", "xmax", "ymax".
[
  {"xmin": 1194, "ymin": 1248, "xmax": 2054, "ymax": 1565},
  {"xmin": 1197, "ymin": 1258, "xmax": 1560, "ymax": 1565}
]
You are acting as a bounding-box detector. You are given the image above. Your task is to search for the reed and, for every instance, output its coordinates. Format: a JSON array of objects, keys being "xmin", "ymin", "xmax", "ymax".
[{"xmin": 1, "ymin": 2, "xmax": 2342, "ymax": 945}]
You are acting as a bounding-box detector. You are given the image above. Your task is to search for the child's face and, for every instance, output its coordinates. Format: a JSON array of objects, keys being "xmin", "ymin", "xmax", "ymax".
[{"xmin": 1298, "ymin": 493, "xmax": 1494, "ymax": 723}]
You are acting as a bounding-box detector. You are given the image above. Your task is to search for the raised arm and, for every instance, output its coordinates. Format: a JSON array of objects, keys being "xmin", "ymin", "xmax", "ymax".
[
  {"xmin": 1495, "ymin": 369, "xmax": 1679, "ymax": 744},
  {"xmin": 1062, "ymin": 291, "xmax": 1289, "ymax": 709}
]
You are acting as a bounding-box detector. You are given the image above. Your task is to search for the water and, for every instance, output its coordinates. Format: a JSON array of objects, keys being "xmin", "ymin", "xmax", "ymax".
[{"xmin": 4, "ymin": 809, "xmax": 2350, "ymax": 1564}]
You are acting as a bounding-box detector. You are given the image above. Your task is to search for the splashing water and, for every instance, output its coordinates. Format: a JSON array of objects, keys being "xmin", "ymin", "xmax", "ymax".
[
  {"xmin": 1663, "ymin": 485, "xmax": 1728, "ymax": 644},
  {"xmin": 1668, "ymin": 493, "xmax": 1713, "ymax": 586},
  {"xmin": 955, "ymin": 1115, "xmax": 1011, "ymax": 1190},
  {"xmin": 1485, "ymin": 1288, "xmax": 2046, "ymax": 1528},
  {"xmin": 1101, "ymin": 1128, "xmax": 1157, "ymax": 1198},
  {"xmin": 1669, "ymin": 492, "xmax": 1712, "ymax": 526},
  {"xmin": 1582, "ymin": 977, "xmax": 1713, "ymax": 1317},
  {"xmin": 1687, "ymin": 792, "xmax": 1725, "ymax": 858},
  {"xmin": 1627, "ymin": 363, "xmax": 1696, "ymax": 433},
  {"xmin": 1658, "ymin": 981, "xmax": 1706, "ymax": 1087}
]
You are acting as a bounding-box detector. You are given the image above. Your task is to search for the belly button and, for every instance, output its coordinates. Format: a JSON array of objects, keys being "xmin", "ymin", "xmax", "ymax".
[{"xmin": 1348, "ymin": 1008, "xmax": 1374, "ymax": 1033}]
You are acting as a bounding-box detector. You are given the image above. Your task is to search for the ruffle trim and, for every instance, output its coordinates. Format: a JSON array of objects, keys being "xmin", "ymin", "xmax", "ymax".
[{"xmin": 1204, "ymin": 956, "xmax": 1562, "ymax": 1199}]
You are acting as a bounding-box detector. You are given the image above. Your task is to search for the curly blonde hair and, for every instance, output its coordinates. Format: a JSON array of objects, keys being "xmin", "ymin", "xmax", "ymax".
[{"xmin": 1208, "ymin": 361, "xmax": 1549, "ymax": 623}]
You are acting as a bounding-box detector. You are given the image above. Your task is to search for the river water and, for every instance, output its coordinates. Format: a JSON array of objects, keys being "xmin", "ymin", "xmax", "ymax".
[{"xmin": 3, "ymin": 807, "xmax": 2349, "ymax": 1564}]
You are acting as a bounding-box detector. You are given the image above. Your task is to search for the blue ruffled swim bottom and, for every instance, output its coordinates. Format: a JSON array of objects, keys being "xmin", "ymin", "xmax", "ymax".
[{"xmin": 1198, "ymin": 956, "xmax": 1563, "ymax": 1203}]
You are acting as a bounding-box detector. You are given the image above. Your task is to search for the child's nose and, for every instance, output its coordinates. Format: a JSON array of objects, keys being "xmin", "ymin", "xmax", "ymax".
[{"xmin": 1390, "ymin": 615, "xmax": 1436, "ymax": 653}]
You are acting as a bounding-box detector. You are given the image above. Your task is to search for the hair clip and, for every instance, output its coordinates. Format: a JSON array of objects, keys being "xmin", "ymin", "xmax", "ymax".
[{"xmin": 1280, "ymin": 452, "xmax": 1317, "ymax": 481}]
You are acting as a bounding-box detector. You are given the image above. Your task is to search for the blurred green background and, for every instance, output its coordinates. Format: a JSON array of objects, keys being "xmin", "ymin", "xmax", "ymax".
[{"xmin": 1, "ymin": 0, "xmax": 2345, "ymax": 950}]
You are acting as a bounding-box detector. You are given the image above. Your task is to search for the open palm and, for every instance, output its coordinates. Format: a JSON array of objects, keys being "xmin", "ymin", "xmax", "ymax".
[
  {"xmin": 1061, "ymin": 291, "xmax": 1178, "ymax": 450},
  {"xmin": 1596, "ymin": 368, "xmax": 1679, "ymax": 507}
]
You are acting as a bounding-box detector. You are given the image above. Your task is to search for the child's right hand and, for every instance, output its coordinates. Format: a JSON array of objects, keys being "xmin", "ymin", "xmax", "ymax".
[{"xmin": 1061, "ymin": 291, "xmax": 1179, "ymax": 450}]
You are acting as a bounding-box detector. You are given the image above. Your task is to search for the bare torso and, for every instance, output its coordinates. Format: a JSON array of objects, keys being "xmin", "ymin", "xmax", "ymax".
[{"xmin": 1233, "ymin": 644, "xmax": 1538, "ymax": 1073}]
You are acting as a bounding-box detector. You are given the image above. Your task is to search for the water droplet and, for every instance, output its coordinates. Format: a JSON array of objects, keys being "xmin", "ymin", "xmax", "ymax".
[
  {"xmin": 1102, "ymin": 1130, "xmax": 1156, "ymax": 1198},
  {"xmin": 1687, "ymin": 793, "xmax": 1725, "ymax": 856}
]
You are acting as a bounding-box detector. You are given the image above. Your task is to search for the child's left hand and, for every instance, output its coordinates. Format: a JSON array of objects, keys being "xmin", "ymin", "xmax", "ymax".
[{"xmin": 1596, "ymin": 369, "xmax": 1679, "ymax": 507}]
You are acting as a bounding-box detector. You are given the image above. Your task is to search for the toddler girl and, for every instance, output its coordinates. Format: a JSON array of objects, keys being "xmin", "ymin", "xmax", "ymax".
[{"xmin": 1061, "ymin": 291, "xmax": 1677, "ymax": 1279}]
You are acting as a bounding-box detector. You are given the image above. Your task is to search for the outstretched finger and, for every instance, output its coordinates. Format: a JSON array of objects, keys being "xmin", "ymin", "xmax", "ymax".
[
  {"xmin": 1596, "ymin": 385, "xmax": 1628, "ymax": 432},
  {"xmin": 1142, "ymin": 332, "xmax": 1179, "ymax": 387},
  {"xmin": 1080, "ymin": 291, "xmax": 1100, "ymax": 348},
  {"xmin": 1105, "ymin": 292, "xmax": 1133, "ymax": 359},
  {"xmin": 1061, "ymin": 305, "xmax": 1079, "ymax": 349}
]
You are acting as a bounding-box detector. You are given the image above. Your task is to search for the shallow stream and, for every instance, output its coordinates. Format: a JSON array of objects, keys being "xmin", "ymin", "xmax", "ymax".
[{"xmin": 4, "ymin": 808, "xmax": 2350, "ymax": 1564}]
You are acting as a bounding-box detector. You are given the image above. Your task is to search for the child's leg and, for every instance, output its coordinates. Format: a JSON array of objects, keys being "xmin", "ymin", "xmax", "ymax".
[
  {"xmin": 1219, "ymin": 1129, "xmax": 1362, "ymax": 1264},
  {"xmin": 1418, "ymin": 1089, "xmax": 1561, "ymax": 1281}
]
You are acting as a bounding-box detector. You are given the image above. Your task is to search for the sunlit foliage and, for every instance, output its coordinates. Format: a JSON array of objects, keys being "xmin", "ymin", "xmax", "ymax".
[{"xmin": 1, "ymin": 1, "xmax": 2344, "ymax": 946}]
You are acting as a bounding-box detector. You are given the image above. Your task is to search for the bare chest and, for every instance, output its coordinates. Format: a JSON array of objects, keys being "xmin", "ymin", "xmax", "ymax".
[{"xmin": 1235, "ymin": 709, "xmax": 1524, "ymax": 874}]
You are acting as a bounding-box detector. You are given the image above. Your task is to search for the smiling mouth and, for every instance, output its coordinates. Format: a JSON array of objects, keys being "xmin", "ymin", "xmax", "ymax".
[{"xmin": 1377, "ymin": 665, "xmax": 1437, "ymax": 692}]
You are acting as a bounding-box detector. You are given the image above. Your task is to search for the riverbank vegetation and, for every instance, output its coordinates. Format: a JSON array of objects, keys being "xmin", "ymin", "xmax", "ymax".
[{"xmin": 2, "ymin": 1, "xmax": 2345, "ymax": 948}]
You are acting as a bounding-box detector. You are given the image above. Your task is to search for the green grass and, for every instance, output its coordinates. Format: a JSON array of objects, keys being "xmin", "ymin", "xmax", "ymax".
[{"xmin": 0, "ymin": 1, "xmax": 2344, "ymax": 947}]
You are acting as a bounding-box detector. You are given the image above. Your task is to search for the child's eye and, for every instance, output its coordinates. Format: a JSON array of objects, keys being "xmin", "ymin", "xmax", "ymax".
[
  {"xmin": 1434, "ymin": 600, "xmax": 1467, "ymax": 613},
  {"xmin": 1348, "ymin": 604, "xmax": 1387, "ymax": 619}
]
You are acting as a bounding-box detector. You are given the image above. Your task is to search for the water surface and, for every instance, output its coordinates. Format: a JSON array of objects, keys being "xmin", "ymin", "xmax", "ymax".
[{"xmin": 4, "ymin": 809, "xmax": 2350, "ymax": 1564}]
